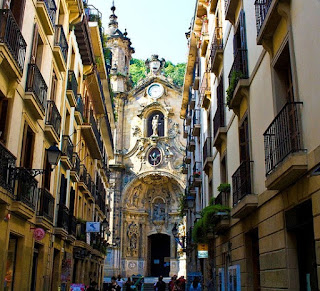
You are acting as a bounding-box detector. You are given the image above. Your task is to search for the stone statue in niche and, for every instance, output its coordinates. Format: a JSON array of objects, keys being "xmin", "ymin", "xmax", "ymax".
[
  {"xmin": 128, "ymin": 184, "xmax": 142, "ymax": 208},
  {"xmin": 153, "ymin": 201, "xmax": 166, "ymax": 221},
  {"xmin": 152, "ymin": 115, "xmax": 159, "ymax": 136},
  {"xmin": 127, "ymin": 222, "xmax": 139, "ymax": 257}
]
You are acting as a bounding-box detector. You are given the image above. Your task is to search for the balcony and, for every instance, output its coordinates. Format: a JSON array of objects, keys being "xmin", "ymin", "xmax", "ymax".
[
  {"xmin": 66, "ymin": 70, "xmax": 78, "ymax": 107},
  {"xmin": 75, "ymin": 94, "xmax": 84, "ymax": 124},
  {"xmin": 192, "ymin": 109, "xmax": 201, "ymax": 137},
  {"xmin": 213, "ymin": 106, "xmax": 227, "ymax": 148},
  {"xmin": 79, "ymin": 164, "xmax": 92, "ymax": 193},
  {"xmin": 0, "ymin": 10, "xmax": 27, "ymax": 79},
  {"xmin": 231, "ymin": 161, "xmax": 257, "ymax": 219},
  {"xmin": 182, "ymin": 164, "xmax": 188, "ymax": 174},
  {"xmin": 189, "ymin": 88, "xmax": 196, "ymax": 110},
  {"xmin": 53, "ymin": 25, "xmax": 68, "ymax": 71},
  {"xmin": 187, "ymin": 136, "xmax": 196, "ymax": 152},
  {"xmin": 200, "ymin": 72, "xmax": 211, "ymax": 109},
  {"xmin": 24, "ymin": 64, "xmax": 48, "ymax": 119},
  {"xmin": 200, "ymin": 22, "xmax": 209, "ymax": 57},
  {"xmin": 184, "ymin": 152, "xmax": 192, "ymax": 164},
  {"xmin": 36, "ymin": 0, "xmax": 57, "ymax": 35},
  {"xmin": 55, "ymin": 204, "xmax": 69, "ymax": 238},
  {"xmin": 225, "ymin": 0, "xmax": 241, "ymax": 25},
  {"xmin": 81, "ymin": 113, "xmax": 103, "ymax": 159},
  {"xmin": 68, "ymin": 215, "xmax": 77, "ymax": 242},
  {"xmin": 70, "ymin": 152, "xmax": 80, "ymax": 182},
  {"xmin": 210, "ymin": 27, "xmax": 223, "ymax": 76},
  {"xmin": 227, "ymin": 49, "xmax": 249, "ymax": 112},
  {"xmin": 61, "ymin": 135, "xmax": 73, "ymax": 169},
  {"xmin": 193, "ymin": 162, "xmax": 202, "ymax": 187},
  {"xmin": 45, "ymin": 100, "xmax": 61, "ymax": 143},
  {"xmin": 11, "ymin": 169, "xmax": 38, "ymax": 219},
  {"xmin": 214, "ymin": 191, "xmax": 231, "ymax": 232},
  {"xmin": 0, "ymin": 142, "xmax": 16, "ymax": 202},
  {"xmin": 36, "ymin": 188, "xmax": 54, "ymax": 229},
  {"xmin": 203, "ymin": 137, "xmax": 213, "ymax": 175},
  {"xmin": 255, "ymin": 0, "xmax": 284, "ymax": 48},
  {"xmin": 186, "ymin": 107, "xmax": 192, "ymax": 126},
  {"xmin": 183, "ymin": 123, "xmax": 189, "ymax": 139},
  {"xmin": 264, "ymin": 102, "xmax": 307, "ymax": 190}
]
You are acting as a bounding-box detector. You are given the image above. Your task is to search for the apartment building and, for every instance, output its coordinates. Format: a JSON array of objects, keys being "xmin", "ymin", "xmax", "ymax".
[
  {"xmin": 0, "ymin": 0, "xmax": 114, "ymax": 289},
  {"xmin": 181, "ymin": 0, "xmax": 320, "ymax": 289}
]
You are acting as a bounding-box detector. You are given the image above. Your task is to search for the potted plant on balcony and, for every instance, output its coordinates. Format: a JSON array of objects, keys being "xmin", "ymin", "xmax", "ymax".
[
  {"xmin": 217, "ymin": 183, "xmax": 231, "ymax": 193},
  {"xmin": 226, "ymin": 70, "xmax": 245, "ymax": 108},
  {"xmin": 202, "ymin": 15, "xmax": 208, "ymax": 23},
  {"xmin": 194, "ymin": 171, "xmax": 201, "ymax": 178}
]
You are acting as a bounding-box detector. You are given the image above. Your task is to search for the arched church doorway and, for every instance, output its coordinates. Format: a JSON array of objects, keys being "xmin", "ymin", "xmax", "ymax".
[{"xmin": 149, "ymin": 234, "xmax": 170, "ymax": 277}]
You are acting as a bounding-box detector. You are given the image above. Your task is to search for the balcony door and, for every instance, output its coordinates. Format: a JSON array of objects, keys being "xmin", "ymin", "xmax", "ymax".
[{"xmin": 4, "ymin": 0, "xmax": 26, "ymax": 28}]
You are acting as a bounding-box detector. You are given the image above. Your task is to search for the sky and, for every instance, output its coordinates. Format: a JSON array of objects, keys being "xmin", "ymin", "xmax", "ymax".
[{"xmin": 91, "ymin": 0, "xmax": 196, "ymax": 64}]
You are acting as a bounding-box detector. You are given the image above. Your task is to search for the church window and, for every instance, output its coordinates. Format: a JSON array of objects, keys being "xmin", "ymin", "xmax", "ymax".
[{"xmin": 147, "ymin": 111, "xmax": 164, "ymax": 137}]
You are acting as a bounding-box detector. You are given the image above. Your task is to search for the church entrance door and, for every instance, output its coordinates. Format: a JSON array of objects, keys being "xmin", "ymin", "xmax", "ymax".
[{"xmin": 149, "ymin": 234, "xmax": 170, "ymax": 277}]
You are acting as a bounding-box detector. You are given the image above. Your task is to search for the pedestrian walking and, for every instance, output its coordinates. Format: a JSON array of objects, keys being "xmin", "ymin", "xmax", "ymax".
[
  {"xmin": 168, "ymin": 275, "xmax": 177, "ymax": 291},
  {"xmin": 109, "ymin": 276, "xmax": 121, "ymax": 291},
  {"xmin": 116, "ymin": 275, "xmax": 124, "ymax": 290},
  {"xmin": 124, "ymin": 277, "xmax": 133, "ymax": 291},
  {"xmin": 154, "ymin": 275, "xmax": 166, "ymax": 291},
  {"xmin": 189, "ymin": 277, "xmax": 201, "ymax": 291},
  {"xmin": 177, "ymin": 276, "xmax": 186, "ymax": 291}
]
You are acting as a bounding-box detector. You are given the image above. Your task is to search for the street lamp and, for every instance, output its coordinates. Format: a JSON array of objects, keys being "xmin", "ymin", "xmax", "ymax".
[
  {"xmin": 186, "ymin": 196, "xmax": 195, "ymax": 209},
  {"xmin": 11, "ymin": 144, "xmax": 62, "ymax": 177}
]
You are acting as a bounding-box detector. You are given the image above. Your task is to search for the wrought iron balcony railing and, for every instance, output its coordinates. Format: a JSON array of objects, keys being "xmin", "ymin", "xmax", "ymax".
[
  {"xmin": 37, "ymin": 188, "xmax": 54, "ymax": 222},
  {"xmin": 193, "ymin": 109, "xmax": 200, "ymax": 126},
  {"xmin": 193, "ymin": 161, "xmax": 202, "ymax": 176},
  {"xmin": 57, "ymin": 204, "xmax": 69, "ymax": 231},
  {"xmin": 210, "ymin": 26, "xmax": 223, "ymax": 66},
  {"xmin": 0, "ymin": 142, "xmax": 16, "ymax": 195},
  {"xmin": 61, "ymin": 135, "xmax": 73, "ymax": 162},
  {"xmin": 80, "ymin": 164, "xmax": 88, "ymax": 184},
  {"xmin": 228, "ymin": 48, "xmax": 248, "ymax": 84},
  {"xmin": 264, "ymin": 102, "xmax": 304, "ymax": 176},
  {"xmin": 213, "ymin": 105, "xmax": 225, "ymax": 138},
  {"xmin": 0, "ymin": 9, "xmax": 27, "ymax": 73},
  {"xmin": 203, "ymin": 136, "xmax": 213, "ymax": 162},
  {"xmin": 72, "ymin": 152, "xmax": 80, "ymax": 176},
  {"xmin": 45, "ymin": 100, "xmax": 61, "ymax": 136},
  {"xmin": 26, "ymin": 64, "xmax": 48, "ymax": 111},
  {"xmin": 54, "ymin": 25, "xmax": 68, "ymax": 62},
  {"xmin": 232, "ymin": 160, "xmax": 253, "ymax": 206},
  {"xmin": 16, "ymin": 169, "xmax": 38, "ymax": 210},
  {"xmin": 255, "ymin": 0, "xmax": 273, "ymax": 35},
  {"xmin": 69, "ymin": 215, "xmax": 77, "ymax": 237},
  {"xmin": 67, "ymin": 70, "xmax": 78, "ymax": 97},
  {"xmin": 90, "ymin": 114, "xmax": 103, "ymax": 153},
  {"xmin": 76, "ymin": 94, "xmax": 84, "ymax": 117},
  {"xmin": 42, "ymin": 0, "xmax": 57, "ymax": 26}
]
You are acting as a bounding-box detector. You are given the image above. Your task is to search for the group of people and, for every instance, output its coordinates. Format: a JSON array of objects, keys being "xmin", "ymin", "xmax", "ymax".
[
  {"xmin": 103, "ymin": 275, "xmax": 140, "ymax": 291},
  {"xmin": 154, "ymin": 275, "xmax": 201, "ymax": 291}
]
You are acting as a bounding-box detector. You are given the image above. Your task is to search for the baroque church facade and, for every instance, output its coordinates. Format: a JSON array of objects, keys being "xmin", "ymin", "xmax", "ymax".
[{"xmin": 104, "ymin": 5, "xmax": 186, "ymax": 277}]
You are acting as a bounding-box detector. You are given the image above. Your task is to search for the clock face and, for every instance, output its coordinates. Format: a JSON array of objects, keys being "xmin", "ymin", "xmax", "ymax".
[
  {"xmin": 147, "ymin": 83, "xmax": 164, "ymax": 99},
  {"xmin": 148, "ymin": 147, "xmax": 162, "ymax": 166}
]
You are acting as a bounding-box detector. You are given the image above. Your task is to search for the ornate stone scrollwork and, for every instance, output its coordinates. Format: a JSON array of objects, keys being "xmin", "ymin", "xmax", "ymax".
[{"xmin": 127, "ymin": 222, "xmax": 139, "ymax": 257}]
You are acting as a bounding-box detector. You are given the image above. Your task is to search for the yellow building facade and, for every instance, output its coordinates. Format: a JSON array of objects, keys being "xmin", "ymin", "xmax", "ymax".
[
  {"xmin": 182, "ymin": 0, "xmax": 320, "ymax": 289},
  {"xmin": 0, "ymin": 0, "xmax": 114, "ymax": 290}
]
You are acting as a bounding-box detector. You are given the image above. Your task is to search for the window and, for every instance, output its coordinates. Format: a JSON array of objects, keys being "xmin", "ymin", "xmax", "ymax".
[
  {"xmin": 59, "ymin": 174, "xmax": 67, "ymax": 205},
  {"xmin": 20, "ymin": 123, "xmax": 35, "ymax": 168},
  {"xmin": 50, "ymin": 71, "xmax": 58, "ymax": 102},
  {"xmin": 147, "ymin": 111, "xmax": 165, "ymax": 137},
  {"xmin": 4, "ymin": 235, "xmax": 18, "ymax": 291},
  {"xmin": 239, "ymin": 117, "xmax": 250, "ymax": 163},
  {"xmin": 0, "ymin": 92, "xmax": 9, "ymax": 143},
  {"xmin": 43, "ymin": 151, "xmax": 52, "ymax": 190}
]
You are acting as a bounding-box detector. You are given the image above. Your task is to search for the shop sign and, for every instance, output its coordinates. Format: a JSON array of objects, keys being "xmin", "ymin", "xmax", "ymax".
[
  {"xmin": 86, "ymin": 222, "xmax": 100, "ymax": 232},
  {"xmin": 197, "ymin": 243, "xmax": 208, "ymax": 258},
  {"xmin": 33, "ymin": 228, "xmax": 46, "ymax": 240}
]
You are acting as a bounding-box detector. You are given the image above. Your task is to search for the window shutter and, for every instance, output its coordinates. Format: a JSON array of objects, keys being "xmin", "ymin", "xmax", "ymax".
[
  {"xmin": 10, "ymin": 0, "xmax": 26, "ymax": 28},
  {"xmin": 239, "ymin": 10, "xmax": 247, "ymax": 50},
  {"xmin": 0, "ymin": 98, "xmax": 8, "ymax": 142},
  {"xmin": 30, "ymin": 23, "xmax": 39, "ymax": 64},
  {"xmin": 59, "ymin": 174, "xmax": 67, "ymax": 205},
  {"xmin": 69, "ymin": 187, "xmax": 75, "ymax": 215}
]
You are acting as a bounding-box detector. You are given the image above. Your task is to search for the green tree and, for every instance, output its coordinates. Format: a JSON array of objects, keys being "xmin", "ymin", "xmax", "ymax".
[
  {"xmin": 129, "ymin": 58, "xmax": 146, "ymax": 87},
  {"xmin": 129, "ymin": 59, "xmax": 186, "ymax": 88}
]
